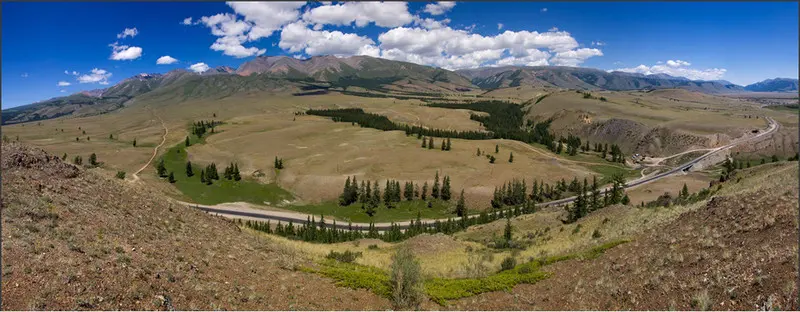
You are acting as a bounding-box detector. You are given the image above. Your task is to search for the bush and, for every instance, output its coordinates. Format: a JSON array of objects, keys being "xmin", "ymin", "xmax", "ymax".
[
  {"xmin": 326, "ymin": 250, "xmax": 362, "ymax": 263},
  {"xmin": 572, "ymin": 224, "xmax": 582, "ymax": 235},
  {"xmin": 592, "ymin": 229, "xmax": 602, "ymax": 239},
  {"xmin": 115, "ymin": 171, "xmax": 126, "ymax": 179},
  {"xmin": 500, "ymin": 256, "xmax": 517, "ymax": 272},
  {"xmin": 390, "ymin": 246, "xmax": 425, "ymax": 310},
  {"xmin": 367, "ymin": 244, "xmax": 379, "ymax": 250}
]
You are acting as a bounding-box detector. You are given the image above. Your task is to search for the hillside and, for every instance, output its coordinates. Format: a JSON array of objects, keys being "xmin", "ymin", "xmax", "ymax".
[
  {"xmin": 745, "ymin": 78, "xmax": 799, "ymax": 92},
  {"xmin": 236, "ymin": 55, "xmax": 477, "ymax": 93},
  {"xmin": 458, "ymin": 66, "xmax": 747, "ymax": 94},
  {"xmin": 447, "ymin": 161, "xmax": 799, "ymax": 310},
  {"xmin": 0, "ymin": 143, "xmax": 389, "ymax": 310}
]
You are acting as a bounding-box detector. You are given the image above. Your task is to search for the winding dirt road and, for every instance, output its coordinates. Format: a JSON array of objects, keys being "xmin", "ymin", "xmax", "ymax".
[{"xmin": 130, "ymin": 110, "xmax": 168, "ymax": 182}]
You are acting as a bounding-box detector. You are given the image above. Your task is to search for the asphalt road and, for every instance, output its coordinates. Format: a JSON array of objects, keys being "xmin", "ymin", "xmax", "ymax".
[{"xmin": 191, "ymin": 117, "xmax": 778, "ymax": 231}]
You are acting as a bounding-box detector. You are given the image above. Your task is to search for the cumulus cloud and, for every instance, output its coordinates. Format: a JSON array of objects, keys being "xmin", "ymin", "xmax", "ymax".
[
  {"xmin": 413, "ymin": 16, "xmax": 450, "ymax": 30},
  {"xmin": 550, "ymin": 48, "xmax": 603, "ymax": 67},
  {"xmin": 109, "ymin": 42, "xmax": 143, "ymax": 60},
  {"xmin": 189, "ymin": 62, "xmax": 210, "ymax": 73},
  {"xmin": 116, "ymin": 27, "xmax": 138, "ymax": 39},
  {"xmin": 228, "ymin": 2, "xmax": 307, "ymax": 40},
  {"xmin": 77, "ymin": 68, "xmax": 112, "ymax": 84},
  {"xmin": 60, "ymin": 90, "xmax": 67, "ymax": 93},
  {"xmin": 497, "ymin": 23, "xmax": 503, "ymax": 30},
  {"xmin": 541, "ymin": 8, "xmax": 548, "ymax": 12},
  {"xmin": 424, "ymin": 2, "xmax": 456, "ymax": 15},
  {"xmin": 591, "ymin": 41, "xmax": 605, "ymax": 46},
  {"xmin": 613, "ymin": 60, "xmax": 727, "ymax": 81},
  {"xmin": 279, "ymin": 21, "xmax": 379, "ymax": 57},
  {"xmin": 182, "ymin": 17, "xmax": 194, "ymax": 25},
  {"xmin": 156, "ymin": 55, "xmax": 179, "ymax": 65},
  {"xmin": 302, "ymin": 2, "xmax": 414, "ymax": 28},
  {"xmin": 65, "ymin": 70, "xmax": 78, "ymax": 76},
  {"xmin": 57, "ymin": 81, "xmax": 71, "ymax": 86}
]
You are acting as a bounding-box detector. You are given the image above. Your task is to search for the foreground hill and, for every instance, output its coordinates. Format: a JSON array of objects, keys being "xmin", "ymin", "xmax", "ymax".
[
  {"xmin": 0, "ymin": 143, "xmax": 388, "ymax": 310},
  {"xmin": 448, "ymin": 161, "xmax": 799, "ymax": 310},
  {"xmin": 457, "ymin": 66, "xmax": 747, "ymax": 94}
]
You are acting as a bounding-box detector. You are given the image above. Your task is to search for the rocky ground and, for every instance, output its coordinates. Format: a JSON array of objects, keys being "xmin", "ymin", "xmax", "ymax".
[{"xmin": 1, "ymin": 143, "xmax": 390, "ymax": 310}]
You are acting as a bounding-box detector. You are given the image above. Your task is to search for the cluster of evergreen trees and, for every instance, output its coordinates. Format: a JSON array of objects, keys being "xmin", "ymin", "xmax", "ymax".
[
  {"xmin": 591, "ymin": 143, "xmax": 625, "ymax": 163},
  {"xmin": 337, "ymin": 172, "xmax": 453, "ymax": 216},
  {"xmin": 306, "ymin": 108, "xmax": 491, "ymax": 140},
  {"xmin": 199, "ymin": 163, "xmax": 219, "ymax": 185},
  {"xmin": 560, "ymin": 135, "xmax": 582, "ymax": 156},
  {"xmin": 564, "ymin": 174, "xmax": 627, "ymax": 223},
  {"xmin": 420, "ymin": 136, "xmax": 451, "ymax": 151},
  {"xmin": 192, "ymin": 120, "xmax": 222, "ymax": 138},
  {"xmin": 241, "ymin": 202, "xmax": 538, "ymax": 244},
  {"xmin": 274, "ymin": 156, "xmax": 284, "ymax": 169},
  {"xmin": 223, "ymin": 163, "xmax": 242, "ymax": 181}
]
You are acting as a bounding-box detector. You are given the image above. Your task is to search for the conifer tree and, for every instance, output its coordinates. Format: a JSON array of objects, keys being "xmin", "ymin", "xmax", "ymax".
[
  {"xmin": 404, "ymin": 182, "xmax": 414, "ymax": 201},
  {"xmin": 168, "ymin": 172, "xmax": 176, "ymax": 183},
  {"xmin": 233, "ymin": 163, "xmax": 241, "ymax": 181},
  {"xmin": 157, "ymin": 159, "xmax": 167, "ymax": 177},
  {"xmin": 371, "ymin": 180, "xmax": 381, "ymax": 210},
  {"xmin": 359, "ymin": 181, "xmax": 368, "ymax": 203},
  {"xmin": 432, "ymin": 171, "xmax": 440, "ymax": 199},
  {"xmin": 340, "ymin": 177, "xmax": 352, "ymax": 206},
  {"xmin": 74, "ymin": 155, "xmax": 83, "ymax": 166},
  {"xmin": 441, "ymin": 139, "xmax": 446, "ymax": 151},
  {"xmin": 441, "ymin": 176, "xmax": 451, "ymax": 201},
  {"xmin": 421, "ymin": 137, "xmax": 427, "ymax": 148},
  {"xmin": 89, "ymin": 153, "xmax": 98, "ymax": 166},
  {"xmin": 476, "ymin": 148, "xmax": 481, "ymax": 156},
  {"xmin": 133, "ymin": 138, "xmax": 137, "ymax": 147},
  {"xmin": 495, "ymin": 144, "xmax": 499, "ymax": 153},
  {"xmin": 504, "ymin": 217, "xmax": 513, "ymax": 242},
  {"xmin": 489, "ymin": 155, "xmax": 496, "ymax": 163},
  {"xmin": 384, "ymin": 180, "xmax": 394, "ymax": 208},
  {"xmin": 421, "ymin": 181, "xmax": 428, "ymax": 200},
  {"xmin": 590, "ymin": 176, "xmax": 600, "ymax": 210},
  {"xmin": 364, "ymin": 181, "xmax": 372, "ymax": 204},
  {"xmin": 186, "ymin": 161, "xmax": 194, "ymax": 177},
  {"xmin": 455, "ymin": 189, "xmax": 467, "ymax": 217},
  {"xmin": 446, "ymin": 138, "xmax": 452, "ymax": 151},
  {"xmin": 185, "ymin": 136, "xmax": 191, "ymax": 147},
  {"xmin": 428, "ymin": 137, "xmax": 434, "ymax": 149},
  {"xmin": 200, "ymin": 170, "xmax": 206, "ymax": 184},
  {"xmin": 556, "ymin": 142, "xmax": 564, "ymax": 154},
  {"xmin": 508, "ymin": 152, "xmax": 514, "ymax": 163},
  {"xmin": 62, "ymin": 153, "xmax": 68, "ymax": 161}
]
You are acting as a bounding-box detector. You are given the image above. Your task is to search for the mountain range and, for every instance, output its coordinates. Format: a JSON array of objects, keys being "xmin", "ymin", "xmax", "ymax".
[{"xmin": 2, "ymin": 55, "xmax": 797, "ymax": 125}]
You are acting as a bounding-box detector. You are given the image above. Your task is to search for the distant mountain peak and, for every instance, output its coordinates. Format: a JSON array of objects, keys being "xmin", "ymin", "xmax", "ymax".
[{"xmin": 744, "ymin": 77, "xmax": 799, "ymax": 92}]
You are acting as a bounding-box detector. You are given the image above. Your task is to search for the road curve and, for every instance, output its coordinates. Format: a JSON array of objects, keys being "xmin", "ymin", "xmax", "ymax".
[
  {"xmin": 131, "ymin": 110, "xmax": 168, "ymax": 182},
  {"xmin": 191, "ymin": 117, "xmax": 778, "ymax": 231}
]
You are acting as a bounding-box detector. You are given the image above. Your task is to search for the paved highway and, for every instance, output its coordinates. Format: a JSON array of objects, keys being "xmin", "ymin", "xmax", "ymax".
[{"xmin": 191, "ymin": 117, "xmax": 778, "ymax": 231}]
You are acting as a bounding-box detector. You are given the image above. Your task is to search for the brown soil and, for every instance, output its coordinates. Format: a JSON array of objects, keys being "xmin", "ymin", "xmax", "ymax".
[
  {"xmin": 446, "ymin": 164, "xmax": 799, "ymax": 310},
  {"xmin": 1, "ymin": 143, "xmax": 390, "ymax": 310}
]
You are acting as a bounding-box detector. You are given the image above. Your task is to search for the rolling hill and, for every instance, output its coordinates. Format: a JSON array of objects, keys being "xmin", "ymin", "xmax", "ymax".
[
  {"xmin": 744, "ymin": 78, "xmax": 799, "ymax": 92},
  {"xmin": 457, "ymin": 66, "xmax": 747, "ymax": 94}
]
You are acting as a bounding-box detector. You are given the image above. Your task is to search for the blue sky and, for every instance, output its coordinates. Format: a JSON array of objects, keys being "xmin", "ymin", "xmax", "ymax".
[{"xmin": 3, "ymin": 1, "xmax": 798, "ymax": 109}]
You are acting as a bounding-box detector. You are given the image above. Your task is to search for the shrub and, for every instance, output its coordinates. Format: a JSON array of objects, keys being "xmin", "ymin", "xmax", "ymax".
[
  {"xmin": 115, "ymin": 171, "xmax": 126, "ymax": 179},
  {"xmin": 390, "ymin": 246, "xmax": 425, "ymax": 310},
  {"xmin": 592, "ymin": 229, "xmax": 602, "ymax": 239},
  {"xmin": 367, "ymin": 244, "xmax": 379, "ymax": 250},
  {"xmin": 572, "ymin": 224, "xmax": 582, "ymax": 235},
  {"xmin": 691, "ymin": 290, "xmax": 711, "ymax": 310},
  {"xmin": 500, "ymin": 256, "xmax": 517, "ymax": 271},
  {"xmin": 325, "ymin": 250, "xmax": 362, "ymax": 263}
]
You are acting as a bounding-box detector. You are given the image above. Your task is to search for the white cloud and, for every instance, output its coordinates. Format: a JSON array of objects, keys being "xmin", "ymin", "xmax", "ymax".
[
  {"xmin": 116, "ymin": 27, "xmax": 138, "ymax": 39},
  {"xmin": 189, "ymin": 62, "xmax": 210, "ymax": 73},
  {"xmin": 228, "ymin": 2, "xmax": 307, "ymax": 41},
  {"xmin": 77, "ymin": 68, "xmax": 112, "ymax": 84},
  {"xmin": 497, "ymin": 23, "xmax": 503, "ymax": 30},
  {"xmin": 279, "ymin": 21, "xmax": 379, "ymax": 57},
  {"xmin": 591, "ymin": 41, "xmax": 605, "ymax": 46},
  {"xmin": 550, "ymin": 48, "xmax": 603, "ymax": 66},
  {"xmin": 541, "ymin": 8, "xmax": 548, "ymax": 12},
  {"xmin": 612, "ymin": 60, "xmax": 727, "ymax": 81},
  {"xmin": 57, "ymin": 81, "xmax": 71, "ymax": 86},
  {"xmin": 666, "ymin": 59, "xmax": 690, "ymax": 67},
  {"xmin": 302, "ymin": 2, "xmax": 413, "ymax": 28},
  {"xmin": 413, "ymin": 16, "xmax": 450, "ymax": 30},
  {"xmin": 373, "ymin": 25, "xmax": 597, "ymax": 70},
  {"xmin": 424, "ymin": 2, "xmax": 456, "ymax": 16},
  {"xmin": 548, "ymin": 27, "xmax": 558, "ymax": 32},
  {"xmin": 65, "ymin": 70, "xmax": 78, "ymax": 76},
  {"xmin": 156, "ymin": 55, "xmax": 179, "ymax": 65},
  {"xmin": 109, "ymin": 42, "xmax": 143, "ymax": 60},
  {"xmin": 21, "ymin": 73, "xmax": 28, "ymax": 78},
  {"xmin": 182, "ymin": 17, "xmax": 194, "ymax": 25},
  {"xmin": 60, "ymin": 90, "xmax": 67, "ymax": 93}
]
